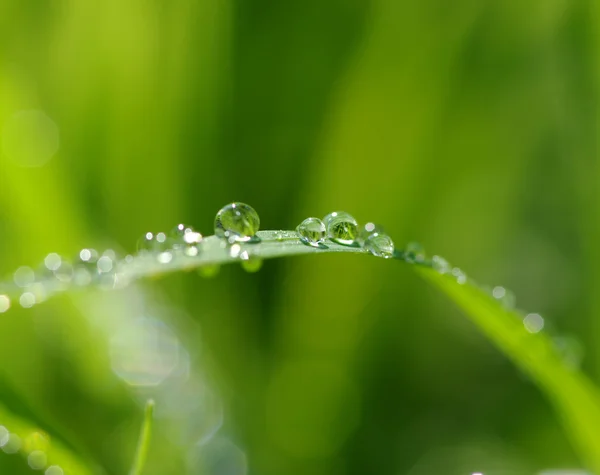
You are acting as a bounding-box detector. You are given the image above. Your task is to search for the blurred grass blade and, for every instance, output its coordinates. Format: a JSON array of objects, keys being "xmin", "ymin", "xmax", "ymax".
[
  {"xmin": 129, "ymin": 399, "xmax": 155, "ymax": 475},
  {"xmin": 417, "ymin": 267, "xmax": 600, "ymax": 472},
  {"xmin": 0, "ymin": 402, "xmax": 96, "ymax": 474}
]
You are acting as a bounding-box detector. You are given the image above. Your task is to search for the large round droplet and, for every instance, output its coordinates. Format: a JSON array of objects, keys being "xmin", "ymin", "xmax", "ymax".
[
  {"xmin": 297, "ymin": 217, "xmax": 326, "ymax": 247},
  {"xmin": 214, "ymin": 203, "xmax": 260, "ymax": 243},
  {"xmin": 364, "ymin": 233, "xmax": 395, "ymax": 258},
  {"xmin": 323, "ymin": 211, "xmax": 358, "ymax": 245}
]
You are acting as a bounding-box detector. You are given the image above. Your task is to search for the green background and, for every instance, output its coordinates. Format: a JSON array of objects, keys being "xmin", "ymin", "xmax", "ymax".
[{"xmin": 0, "ymin": 0, "xmax": 598, "ymax": 474}]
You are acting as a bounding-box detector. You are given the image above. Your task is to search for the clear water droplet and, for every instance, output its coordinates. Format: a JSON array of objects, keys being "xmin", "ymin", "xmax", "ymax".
[
  {"xmin": 198, "ymin": 265, "xmax": 220, "ymax": 279},
  {"xmin": 45, "ymin": 466, "xmax": 64, "ymax": 475},
  {"xmin": 492, "ymin": 286, "xmax": 516, "ymax": 309},
  {"xmin": 1, "ymin": 433, "xmax": 21, "ymax": 453},
  {"xmin": 364, "ymin": 233, "xmax": 395, "ymax": 258},
  {"xmin": 404, "ymin": 242, "xmax": 426, "ymax": 263},
  {"xmin": 241, "ymin": 258, "xmax": 263, "ymax": 273},
  {"xmin": 323, "ymin": 211, "xmax": 358, "ymax": 245},
  {"xmin": 214, "ymin": 203, "xmax": 260, "ymax": 243},
  {"xmin": 44, "ymin": 253, "xmax": 62, "ymax": 271},
  {"xmin": 431, "ymin": 255, "xmax": 450, "ymax": 274},
  {"xmin": 297, "ymin": 217, "xmax": 326, "ymax": 247},
  {"xmin": 171, "ymin": 224, "xmax": 203, "ymax": 250},
  {"xmin": 19, "ymin": 292, "xmax": 36, "ymax": 308},
  {"xmin": 137, "ymin": 232, "xmax": 169, "ymax": 252},
  {"xmin": 157, "ymin": 251, "xmax": 173, "ymax": 264},
  {"xmin": 358, "ymin": 222, "xmax": 384, "ymax": 243}
]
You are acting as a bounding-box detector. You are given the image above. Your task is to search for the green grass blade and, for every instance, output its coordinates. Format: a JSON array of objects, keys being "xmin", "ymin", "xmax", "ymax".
[
  {"xmin": 129, "ymin": 399, "xmax": 155, "ymax": 475},
  {"xmin": 417, "ymin": 266, "xmax": 600, "ymax": 472},
  {"xmin": 0, "ymin": 401, "xmax": 96, "ymax": 474}
]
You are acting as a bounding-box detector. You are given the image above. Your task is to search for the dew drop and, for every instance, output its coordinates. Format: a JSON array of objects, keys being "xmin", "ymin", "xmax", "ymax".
[
  {"xmin": 20, "ymin": 292, "xmax": 36, "ymax": 308},
  {"xmin": 198, "ymin": 265, "xmax": 220, "ymax": 279},
  {"xmin": 323, "ymin": 211, "xmax": 358, "ymax": 245},
  {"xmin": 157, "ymin": 251, "xmax": 173, "ymax": 264},
  {"xmin": 364, "ymin": 233, "xmax": 395, "ymax": 258},
  {"xmin": 451, "ymin": 267, "xmax": 467, "ymax": 284},
  {"xmin": 137, "ymin": 232, "xmax": 169, "ymax": 252},
  {"xmin": 297, "ymin": 217, "xmax": 326, "ymax": 247},
  {"xmin": 358, "ymin": 223, "xmax": 384, "ymax": 243},
  {"xmin": 14, "ymin": 266, "xmax": 35, "ymax": 287},
  {"xmin": 44, "ymin": 253, "xmax": 62, "ymax": 272},
  {"xmin": 170, "ymin": 224, "xmax": 203, "ymax": 250},
  {"xmin": 45, "ymin": 466, "xmax": 64, "ymax": 475},
  {"xmin": 214, "ymin": 203, "xmax": 260, "ymax": 243},
  {"xmin": 492, "ymin": 286, "xmax": 516, "ymax": 309},
  {"xmin": 431, "ymin": 255, "xmax": 451, "ymax": 274},
  {"xmin": 1, "ymin": 433, "xmax": 21, "ymax": 453},
  {"xmin": 404, "ymin": 242, "xmax": 426, "ymax": 263},
  {"xmin": 241, "ymin": 258, "xmax": 263, "ymax": 273}
]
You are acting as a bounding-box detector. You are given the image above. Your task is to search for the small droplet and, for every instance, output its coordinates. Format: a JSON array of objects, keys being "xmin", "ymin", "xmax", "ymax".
[
  {"xmin": 297, "ymin": 217, "xmax": 326, "ymax": 247},
  {"xmin": 171, "ymin": 224, "xmax": 203, "ymax": 249},
  {"xmin": 451, "ymin": 267, "xmax": 467, "ymax": 284},
  {"xmin": 364, "ymin": 233, "xmax": 395, "ymax": 258},
  {"xmin": 358, "ymin": 222, "xmax": 384, "ymax": 243},
  {"xmin": 323, "ymin": 211, "xmax": 358, "ymax": 245},
  {"xmin": 97, "ymin": 256, "xmax": 114, "ymax": 273},
  {"xmin": 157, "ymin": 251, "xmax": 173, "ymax": 264},
  {"xmin": 492, "ymin": 286, "xmax": 516, "ymax": 309},
  {"xmin": 137, "ymin": 232, "xmax": 169, "ymax": 252},
  {"xmin": 431, "ymin": 255, "xmax": 450, "ymax": 274},
  {"xmin": 28, "ymin": 450, "xmax": 47, "ymax": 470},
  {"xmin": 523, "ymin": 313, "xmax": 544, "ymax": 333},
  {"xmin": 214, "ymin": 203, "xmax": 260, "ymax": 243},
  {"xmin": 404, "ymin": 242, "xmax": 426, "ymax": 263},
  {"xmin": 198, "ymin": 265, "xmax": 220, "ymax": 279},
  {"xmin": 241, "ymin": 258, "xmax": 263, "ymax": 273},
  {"xmin": 0, "ymin": 295, "xmax": 10, "ymax": 313},
  {"xmin": 275, "ymin": 231, "xmax": 284, "ymax": 242}
]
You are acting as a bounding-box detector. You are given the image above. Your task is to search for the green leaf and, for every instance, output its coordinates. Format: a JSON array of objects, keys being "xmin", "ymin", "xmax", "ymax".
[
  {"xmin": 417, "ymin": 266, "xmax": 600, "ymax": 472},
  {"xmin": 0, "ymin": 401, "xmax": 96, "ymax": 474}
]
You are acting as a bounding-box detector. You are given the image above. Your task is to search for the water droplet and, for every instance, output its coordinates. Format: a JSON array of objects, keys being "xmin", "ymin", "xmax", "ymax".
[
  {"xmin": 45, "ymin": 466, "xmax": 64, "ymax": 475},
  {"xmin": 451, "ymin": 267, "xmax": 467, "ymax": 284},
  {"xmin": 364, "ymin": 233, "xmax": 395, "ymax": 258},
  {"xmin": 323, "ymin": 211, "xmax": 358, "ymax": 245},
  {"xmin": 358, "ymin": 223, "xmax": 384, "ymax": 243},
  {"xmin": 404, "ymin": 242, "xmax": 426, "ymax": 263},
  {"xmin": 275, "ymin": 231, "xmax": 284, "ymax": 241},
  {"xmin": 492, "ymin": 286, "xmax": 516, "ymax": 309},
  {"xmin": 137, "ymin": 232, "xmax": 169, "ymax": 252},
  {"xmin": 241, "ymin": 258, "xmax": 263, "ymax": 273},
  {"xmin": 157, "ymin": 251, "xmax": 173, "ymax": 264},
  {"xmin": 171, "ymin": 224, "xmax": 203, "ymax": 250},
  {"xmin": 214, "ymin": 203, "xmax": 260, "ymax": 243},
  {"xmin": 198, "ymin": 265, "xmax": 220, "ymax": 278},
  {"xmin": 97, "ymin": 256, "xmax": 114, "ymax": 273},
  {"xmin": 297, "ymin": 217, "xmax": 326, "ymax": 247},
  {"xmin": 28, "ymin": 450, "xmax": 47, "ymax": 470},
  {"xmin": 431, "ymin": 255, "xmax": 450, "ymax": 274},
  {"xmin": 523, "ymin": 313, "xmax": 544, "ymax": 333},
  {"xmin": 0, "ymin": 295, "xmax": 10, "ymax": 313}
]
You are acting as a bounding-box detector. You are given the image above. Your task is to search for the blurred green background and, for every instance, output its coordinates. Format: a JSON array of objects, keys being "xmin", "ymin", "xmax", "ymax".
[{"xmin": 0, "ymin": 0, "xmax": 598, "ymax": 474}]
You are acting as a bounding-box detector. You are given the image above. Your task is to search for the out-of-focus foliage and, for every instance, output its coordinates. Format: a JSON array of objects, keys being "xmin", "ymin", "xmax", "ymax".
[{"xmin": 0, "ymin": 0, "xmax": 598, "ymax": 474}]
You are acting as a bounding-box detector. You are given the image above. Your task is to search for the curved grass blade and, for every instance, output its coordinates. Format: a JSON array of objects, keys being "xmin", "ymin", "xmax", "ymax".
[{"xmin": 417, "ymin": 266, "xmax": 600, "ymax": 472}]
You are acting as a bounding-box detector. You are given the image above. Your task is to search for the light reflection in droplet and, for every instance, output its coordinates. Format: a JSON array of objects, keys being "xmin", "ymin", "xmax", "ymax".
[
  {"xmin": 1, "ymin": 110, "xmax": 60, "ymax": 168},
  {"xmin": 20, "ymin": 292, "xmax": 36, "ymax": 308},
  {"xmin": 0, "ymin": 295, "xmax": 10, "ymax": 313},
  {"xmin": 14, "ymin": 266, "xmax": 35, "ymax": 287},
  {"xmin": 230, "ymin": 244, "xmax": 242, "ymax": 258}
]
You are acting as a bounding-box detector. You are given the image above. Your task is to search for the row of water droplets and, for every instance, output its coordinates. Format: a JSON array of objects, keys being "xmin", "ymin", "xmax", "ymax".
[
  {"xmin": 0, "ymin": 202, "xmax": 578, "ymax": 363},
  {"xmin": 0, "ymin": 425, "xmax": 63, "ymax": 474}
]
